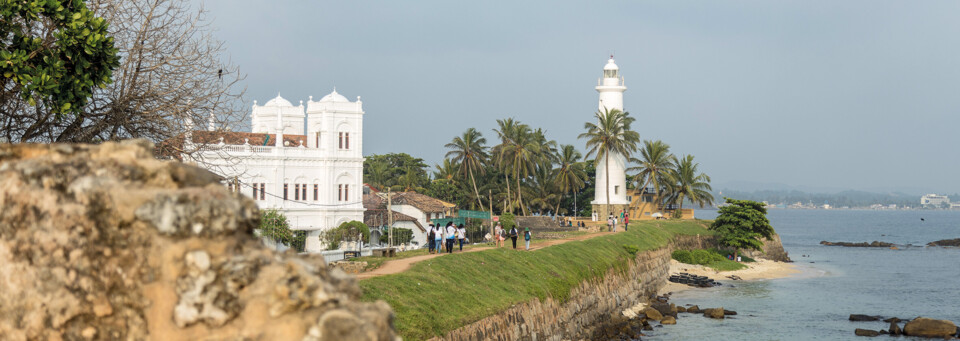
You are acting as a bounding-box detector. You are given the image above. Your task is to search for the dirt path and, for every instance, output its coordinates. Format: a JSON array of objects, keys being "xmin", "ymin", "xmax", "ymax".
[{"xmin": 357, "ymin": 231, "xmax": 614, "ymax": 279}]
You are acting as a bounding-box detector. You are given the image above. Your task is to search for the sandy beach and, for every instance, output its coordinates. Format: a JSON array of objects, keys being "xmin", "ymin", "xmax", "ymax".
[{"xmin": 657, "ymin": 259, "xmax": 800, "ymax": 295}]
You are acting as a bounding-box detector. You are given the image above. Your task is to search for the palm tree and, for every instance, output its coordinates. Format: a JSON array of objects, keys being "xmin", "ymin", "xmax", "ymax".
[
  {"xmin": 553, "ymin": 144, "xmax": 586, "ymax": 216},
  {"xmin": 493, "ymin": 118, "xmax": 522, "ymax": 213},
  {"xmin": 503, "ymin": 127, "xmax": 539, "ymax": 216},
  {"xmin": 445, "ymin": 128, "xmax": 489, "ymax": 210},
  {"xmin": 664, "ymin": 154, "xmax": 714, "ymax": 217},
  {"xmin": 578, "ymin": 108, "xmax": 640, "ymax": 217},
  {"xmin": 366, "ymin": 159, "xmax": 392, "ymax": 190},
  {"xmin": 627, "ymin": 140, "xmax": 676, "ymax": 214},
  {"xmin": 433, "ymin": 159, "xmax": 458, "ymax": 182}
]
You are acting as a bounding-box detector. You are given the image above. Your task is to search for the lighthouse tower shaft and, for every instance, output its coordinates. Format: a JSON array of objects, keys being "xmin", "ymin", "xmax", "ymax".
[{"xmin": 591, "ymin": 58, "xmax": 630, "ymax": 220}]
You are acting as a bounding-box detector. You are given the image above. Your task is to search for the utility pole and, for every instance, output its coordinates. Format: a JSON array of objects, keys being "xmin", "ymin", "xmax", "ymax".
[{"xmin": 387, "ymin": 188, "xmax": 394, "ymax": 248}]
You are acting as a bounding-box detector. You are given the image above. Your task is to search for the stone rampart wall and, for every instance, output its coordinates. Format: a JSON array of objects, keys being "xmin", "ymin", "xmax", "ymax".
[
  {"xmin": 435, "ymin": 232, "xmax": 785, "ymax": 341},
  {"xmin": 436, "ymin": 238, "xmax": 699, "ymax": 341}
]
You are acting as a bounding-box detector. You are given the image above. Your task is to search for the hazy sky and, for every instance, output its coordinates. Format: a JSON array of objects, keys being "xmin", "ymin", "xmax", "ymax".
[{"xmin": 198, "ymin": 1, "xmax": 960, "ymax": 194}]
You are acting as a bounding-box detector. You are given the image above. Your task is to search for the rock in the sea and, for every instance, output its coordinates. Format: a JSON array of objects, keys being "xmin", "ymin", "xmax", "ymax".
[
  {"xmin": 883, "ymin": 317, "xmax": 901, "ymax": 323},
  {"xmin": 661, "ymin": 316, "xmax": 677, "ymax": 325},
  {"xmin": 927, "ymin": 238, "xmax": 960, "ymax": 247},
  {"xmin": 822, "ymin": 241, "xmax": 895, "ymax": 247},
  {"xmin": 686, "ymin": 305, "xmax": 701, "ymax": 314},
  {"xmin": 889, "ymin": 321, "xmax": 902, "ymax": 336},
  {"xmin": 650, "ymin": 302, "xmax": 676, "ymax": 318},
  {"xmin": 0, "ymin": 140, "xmax": 397, "ymax": 341},
  {"xmin": 723, "ymin": 309, "xmax": 737, "ymax": 316},
  {"xmin": 854, "ymin": 328, "xmax": 880, "ymax": 337},
  {"xmin": 903, "ymin": 317, "xmax": 957, "ymax": 338},
  {"xmin": 642, "ymin": 307, "xmax": 664, "ymax": 321},
  {"xmin": 703, "ymin": 308, "xmax": 725, "ymax": 319},
  {"xmin": 849, "ymin": 314, "xmax": 880, "ymax": 321},
  {"xmin": 676, "ymin": 306, "xmax": 687, "ymax": 313}
]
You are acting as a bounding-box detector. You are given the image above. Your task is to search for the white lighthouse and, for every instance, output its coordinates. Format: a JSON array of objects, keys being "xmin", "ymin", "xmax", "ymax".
[{"xmin": 591, "ymin": 57, "xmax": 630, "ymax": 219}]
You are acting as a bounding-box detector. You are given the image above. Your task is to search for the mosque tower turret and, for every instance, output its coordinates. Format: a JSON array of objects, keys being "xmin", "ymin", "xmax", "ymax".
[{"xmin": 591, "ymin": 56, "xmax": 630, "ymax": 220}]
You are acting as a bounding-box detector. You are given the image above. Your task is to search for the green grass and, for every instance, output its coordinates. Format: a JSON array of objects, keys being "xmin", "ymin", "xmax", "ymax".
[
  {"xmin": 359, "ymin": 220, "xmax": 713, "ymax": 340},
  {"xmin": 671, "ymin": 249, "xmax": 747, "ymax": 271}
]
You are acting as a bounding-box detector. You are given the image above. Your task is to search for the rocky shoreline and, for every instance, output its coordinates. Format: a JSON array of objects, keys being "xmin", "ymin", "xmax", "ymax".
[
  {"xmin": 599, "ymin": 293, "xmax": 738, "ymax": 340},
  {"xmin": 848, "ymin": 314, "xmax": 959, "ymax": 338}
]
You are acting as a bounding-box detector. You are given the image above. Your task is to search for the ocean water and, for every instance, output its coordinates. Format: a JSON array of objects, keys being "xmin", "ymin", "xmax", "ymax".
[{"xmin": 646, "ymin": 209, "xmax": 960, "ymax": 340}]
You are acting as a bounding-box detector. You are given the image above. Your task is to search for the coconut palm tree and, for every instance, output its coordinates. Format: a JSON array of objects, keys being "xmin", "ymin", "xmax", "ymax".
[
  {"xmin": 663, "ymin": 154, "xmax": 714, "ymax": 217},
  {"xmin": 503, "ymin": 128, "xmax": 539, "ymax": 216},
  {"xmin": 433, "ymin": 158, "xmax": 458, "ymax": 182},
  {"xmin": 553, "ymin": 144, "xmax": 586, "ymax": 216},
  {"xmin": 445, "ymin": 128, "xmax": 489, "ymax": 209},
  {"xmin": 365, "ymin": 159, "xmax": 392, "ymax": 190},
  {"xmin": 493, "ymin": 118, "xmax": 523, "ymax": 213},
  {"xmin": 578, "ymin": 108, "xmax": 640, "ymax": 216},
  {"xmin": 627, "ymin": 140, "xmax": 676, "ymax": 214}
]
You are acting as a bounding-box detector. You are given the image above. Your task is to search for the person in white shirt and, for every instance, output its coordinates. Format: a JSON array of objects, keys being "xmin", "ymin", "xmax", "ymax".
[
  {"xmin": 494, "ymin": 223, "xmax": 504, "ymax": 248},
  {"xmin": 457, "ymin": 224, "xmax": 467, "ymax": 251},
  {"xmin": 444, "ymin": 222, "xmax": 457, "ymax": 253},
  {"xmin": 433, "ymin": 224, "xmax": 443, "ymax": 253}
]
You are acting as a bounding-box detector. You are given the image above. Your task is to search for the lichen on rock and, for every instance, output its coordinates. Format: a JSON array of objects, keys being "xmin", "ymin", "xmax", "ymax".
[{"xmin": 0, "ymin": 140, "xmax": 397, "ymax": 341}]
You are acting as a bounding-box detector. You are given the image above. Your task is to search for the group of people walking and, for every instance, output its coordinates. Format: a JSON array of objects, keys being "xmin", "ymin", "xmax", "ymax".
[
  {"xmin": 493, "ymin": 222, "xmax": 532, "ymax": 250},
  {"xmin": 425, "ymin": 221, "xmax": 534, "ymax": 254},
  {"xmin": 427, "ymin": 222, "xmax": 468, "ymax": 254},
  {"xmin": 607, "ymin": 209, "xmax": 629, "ymax": 232}
]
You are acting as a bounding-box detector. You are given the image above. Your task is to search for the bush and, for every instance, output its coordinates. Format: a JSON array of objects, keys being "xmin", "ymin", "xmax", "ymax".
[
  {"xmin": 623, "ymin": 244, "xmax": 640, "ymax": 256},
  {"xmin": 671, "ymin": 249, "xmax": 727, "ymax": 265},
  {"xmin": 321, "ymin": 221, "xmax": 371, "ymax": 250},
  {"xmin": 379, "ymin": 227, "xmax": 413, "ymax": 245},
  {"xmin": 672, "ymin": 249, "xmax": 747, "ymax": 271},
  {"xmin": 713, "ymin": 248, "xmax": 755, "ymax": 262}
]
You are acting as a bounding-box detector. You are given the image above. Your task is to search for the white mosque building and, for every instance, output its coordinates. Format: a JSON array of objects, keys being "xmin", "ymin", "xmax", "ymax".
[
  {"xmin": 591, "ymin": 57, "xmax": 631, "ymax": 219},
  {"xmin": 184, "ymin": 89, "xmax": 365, "ymax": 253}
]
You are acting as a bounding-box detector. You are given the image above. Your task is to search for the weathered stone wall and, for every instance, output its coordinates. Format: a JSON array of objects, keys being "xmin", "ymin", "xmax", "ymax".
[
  {"xmin": 0, "ymin": 140, "xmax": 397, "ymax": 341},
  {"xmin": 434, "ymin": 233, "xmax": 769, "ymax": 341},
  {"xmin": 436, "ymin": 247, "xmax": 675, "ymax": 341}
]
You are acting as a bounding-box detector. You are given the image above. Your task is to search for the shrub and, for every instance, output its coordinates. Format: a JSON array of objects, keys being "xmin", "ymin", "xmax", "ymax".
[
  {"xmin": 321, "ymin": 221, "xmax": 371, "ymax": 250},
  {"xmin": 713, "ymin": 248, "xmax": 755, "ymax": 262},
  {"xmin": 623, "ymin": 244, "xmax": 640, "ymax": 256},
  {"xmin": 379, "ymin": 227, "xmax": 413, "ymax": 245}
]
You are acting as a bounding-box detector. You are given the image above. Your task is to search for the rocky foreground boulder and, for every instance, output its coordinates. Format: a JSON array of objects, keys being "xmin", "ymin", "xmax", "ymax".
[
  {"xmin": 903, "ymin": 317, "xmax": 957, "ymax": 338},
  {"xmin": 0, "ymin": 140, "xmax": 397, "ymax": 341}
]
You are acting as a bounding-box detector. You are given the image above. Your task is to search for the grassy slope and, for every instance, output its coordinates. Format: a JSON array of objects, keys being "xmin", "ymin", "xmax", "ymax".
[
  {"xmin": 359, "ymin": 220, "xmax": 714, "ymax": 340},
  {"xmin": 355, "ymin": 231, "xmax": 590, "ymax": 271}
]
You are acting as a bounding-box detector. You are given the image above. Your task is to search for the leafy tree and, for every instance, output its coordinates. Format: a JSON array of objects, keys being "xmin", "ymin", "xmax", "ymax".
[
  {"xmin": 321, "ymin": 220, "xmax": 371, "ymax": 250},
  {"xmin": 579, "ymin": 108, "xmax": 640, "ymax": 217},
  {"xmin": 628, "ymin": 140, "xmax": 675, "ymax": 214},
  {"xmin": 499, "ymin": 212, "xmax": 516, "ymax": 230},
  {"xmin": 363, "ymin": 153, "xmax": 430, "ymax": 191},
  {"xmin": 664, "ymin": 154, "xmax": 714, "ymax": 217},
  {"xmin": 445, "ymin": 127, "xmax": 489, "ymax": 209},
  {"xmin": 710, "ymin": 198, "xmax": 775, "ymax": 260},
  {"xmin": 257, "ymin": 209, "xmax": 293, "ymax": 247},
  {"xmin": 1, "ymin": 0, "xmax": 120, "ymax": 115},
  {"xmin": 425, "ymin": 178, "xmax": 463, "ymax": 207}
]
